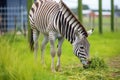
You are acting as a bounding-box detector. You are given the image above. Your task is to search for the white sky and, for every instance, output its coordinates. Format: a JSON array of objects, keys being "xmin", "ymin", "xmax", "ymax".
[{"xmin": 55, "ymin": 0, "xmax": 120, "ymax": 10}]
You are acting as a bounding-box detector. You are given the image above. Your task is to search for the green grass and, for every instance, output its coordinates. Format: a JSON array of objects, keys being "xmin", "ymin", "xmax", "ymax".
[
  {"xmin": 89, "ymin": 31, "xmax": 120, "ymax": 58},
  {"xmin": 0, "ymin": 29, "xmax": 120, "ymax": 80}
]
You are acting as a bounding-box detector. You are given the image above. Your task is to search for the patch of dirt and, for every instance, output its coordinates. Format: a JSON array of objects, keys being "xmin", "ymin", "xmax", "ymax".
[
  {"xmin": 108, "ymin": 55, "xmax": 120, "ymax": 79},
  {"xmin": 109, "ymin": 56, "xmax": 120, "ymax": 68}
]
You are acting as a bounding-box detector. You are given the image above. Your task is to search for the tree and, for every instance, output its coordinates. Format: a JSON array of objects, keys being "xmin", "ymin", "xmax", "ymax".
[{"xmin": 83, "ymin": 4, "xmax": 89, "ymax": 10}]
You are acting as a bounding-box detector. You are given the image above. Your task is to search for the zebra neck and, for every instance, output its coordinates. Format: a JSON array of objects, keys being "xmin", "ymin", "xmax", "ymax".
[
  {"xmin": 58, "ymin": 13, "xmax": 88, "ymax": 44},
  {"xmin": 57, "ymin": 1, "xmax": 88, "ymax": 44},
  {"xmin": 57, "ymin": 11, "xmax": 77, "ymax": 44},
  {"xmin": 55, "ymin": 8, "xmax": 88, "ymax": 44}
]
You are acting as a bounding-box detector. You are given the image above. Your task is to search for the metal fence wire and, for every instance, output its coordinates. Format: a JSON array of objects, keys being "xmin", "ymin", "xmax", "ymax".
[{"xmin": 0, "ymin": 6, "xmax": 27, "ymax": 34}]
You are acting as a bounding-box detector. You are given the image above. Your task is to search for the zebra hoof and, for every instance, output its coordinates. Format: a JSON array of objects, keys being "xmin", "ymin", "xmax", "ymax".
[
  {"xmin": 83, "ymin": 65, "xmax": 89, "ymax": 69},
  {"xmin": 55, "ymin": 65, "xmax": 61, "ymax": 72},
  {"xmin": 51, "ymin": 69, "xmax": 56, "ymax": 73}
]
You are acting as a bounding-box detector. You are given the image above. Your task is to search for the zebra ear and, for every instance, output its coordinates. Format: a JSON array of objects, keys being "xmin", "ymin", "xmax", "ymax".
[
  {"xmin": 59, "ymin": 1, "xmax": 61, "ymax": 7},
  {"xmin": 59, "ymin": 0, "xmax": 63, "ymax": 7},
  {"xmin": 87, "ymin": 29, "xmax": 94, "ymax": 35},
  {"xmin": 60, "ymin": 0, "xmax": 63, "ymax": 2},
  {"xmin": 59, "ymin": 0, "xmax": 63, "ymax": 3}
]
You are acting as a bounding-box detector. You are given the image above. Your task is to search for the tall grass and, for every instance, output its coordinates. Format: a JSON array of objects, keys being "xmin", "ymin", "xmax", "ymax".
[
  {"xmin": 0, "ymin": 34, "xmax": 66, "ymax": 80},
  {"xmin": 0, "ymin": 30, "xmax": 120, "ymax": 80}
]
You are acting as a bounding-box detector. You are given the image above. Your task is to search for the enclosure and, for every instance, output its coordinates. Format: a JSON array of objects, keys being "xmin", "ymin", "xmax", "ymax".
[{"xmin": 0, "ymin": 0, "xmax": 120, "ymax": 80}]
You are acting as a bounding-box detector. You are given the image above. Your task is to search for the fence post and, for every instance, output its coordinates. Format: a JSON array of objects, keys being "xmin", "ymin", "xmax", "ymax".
[
  {"xmin": 23, "ymin": 22, "xmax": 26, "ymax": 37},
  {"xmin": 111, "ymin": 0, "xmax": 114, "ymax": 32},
  {"xmin": 99, "ymin": 0, "xmax": 102, "ymax": 34},
  {"xmin": 78, "ymin": 0, "xmax": 83, "ymax": 23}
]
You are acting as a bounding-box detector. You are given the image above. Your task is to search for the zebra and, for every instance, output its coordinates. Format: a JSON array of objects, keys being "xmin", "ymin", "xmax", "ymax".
[{"xmin": 29, "ymin": 0, "xmax": 93, "ymax": 72}]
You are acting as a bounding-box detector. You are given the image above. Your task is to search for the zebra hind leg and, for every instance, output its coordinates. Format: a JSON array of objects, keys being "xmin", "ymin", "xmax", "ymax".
[
  {"xmin": 49, "ymin": 32, "xmax": 56, "ymax": 72},
  {"xmin": 41, "ymin": 35, "xmax": 48, "ymax": 65},
  {"xmin": 56, "ymin": 37, "xmax": 64, "ymax": 71},
  {"xmin": 33, "ymin": 29, "xmax": 39, "ymax": 60}
]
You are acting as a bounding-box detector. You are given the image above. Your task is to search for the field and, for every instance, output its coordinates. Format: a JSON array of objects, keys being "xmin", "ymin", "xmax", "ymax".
[{"xmin": 0, "ymin": 27, "xmax": 120, "ymax": 80}]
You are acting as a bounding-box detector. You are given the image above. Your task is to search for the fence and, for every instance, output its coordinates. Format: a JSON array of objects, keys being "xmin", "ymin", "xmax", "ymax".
[
  {"xmin": 0, "ymin": 6, "xmax": 27, "ymax": 34},
  {"xmin": 82, "ymin": 15, "xmax": 120, "ymax": 32}
]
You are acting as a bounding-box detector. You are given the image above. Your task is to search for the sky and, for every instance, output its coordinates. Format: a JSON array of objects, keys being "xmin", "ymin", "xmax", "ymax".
[{"xmin": 55, "ymin": 0, "xmax": 120, "ymax": 10}]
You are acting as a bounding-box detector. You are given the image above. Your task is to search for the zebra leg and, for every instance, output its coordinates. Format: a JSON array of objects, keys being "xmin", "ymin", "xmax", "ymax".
[
  {"xmin": 49, "ymin": 32, "xmax": 56, "ymax": 72},
  {"xmin": 56, "ymin": 37, "xmax": 64, "ymax": 71},
  {"xmin": 41, "ymin": 34, "xmax": 49, "ymax": 65},
  {"xmin": 33, "ymin": 29, "xmax": 39, "ymax": 60}
]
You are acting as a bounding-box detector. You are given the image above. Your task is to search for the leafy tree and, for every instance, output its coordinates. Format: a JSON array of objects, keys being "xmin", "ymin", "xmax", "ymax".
[{"xmin": 83, "ymin": 5, "xmax": 89, "ymax": 10}]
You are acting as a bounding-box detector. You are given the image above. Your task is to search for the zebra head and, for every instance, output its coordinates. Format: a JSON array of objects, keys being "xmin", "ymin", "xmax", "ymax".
[{"xmin": 73, "ymin": 29, "xmax": 93, "ymax": 68}]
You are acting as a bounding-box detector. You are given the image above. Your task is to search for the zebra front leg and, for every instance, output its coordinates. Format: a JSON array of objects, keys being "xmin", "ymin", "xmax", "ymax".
[
  {"xmin": 41, "ymin": 35, "xmax": 48, "ymax": 65},
  {"xmin": 56, "ymin": 37, "xmax": 64, "ymax": 71},
  {"xmin": 33, "ymin": 30, "xmax": 39, "ymax": 60},
  {"xmin": 49, "ymin": 32, "xmax": 56, "ymax": 72}
]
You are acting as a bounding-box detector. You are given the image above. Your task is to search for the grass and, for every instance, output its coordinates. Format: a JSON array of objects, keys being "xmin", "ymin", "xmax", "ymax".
[
  {"xmin": 89, "ymin": 31, "xmax": 120, "ymax": 58},
  {"xmin": 89, "ymin": 57, "xmax": 108, "ymax": 69},
  {"xmin": 0, "ymin": 29, "xmax": 120, "ymax": 80}
]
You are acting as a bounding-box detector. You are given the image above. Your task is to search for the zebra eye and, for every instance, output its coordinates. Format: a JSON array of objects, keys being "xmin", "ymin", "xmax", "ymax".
[{"xmin": 80, "ymin": 46, "xmax": 84, "ymax": 49}]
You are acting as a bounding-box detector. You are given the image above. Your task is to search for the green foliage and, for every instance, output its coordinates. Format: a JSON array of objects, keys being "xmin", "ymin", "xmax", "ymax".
[
  {"xmin": 83, "ymin": 5, "xmax": 90, "ymax": 10},
  {"xmin": 89, "ymin": 57, "xmax": 108, "ymax": 69}
]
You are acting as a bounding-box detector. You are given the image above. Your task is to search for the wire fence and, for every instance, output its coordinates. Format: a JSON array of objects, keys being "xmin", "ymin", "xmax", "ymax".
[
  {"xmin": 82, "ymin": 15, "xmax": 120, "ymax": 32},
  {"xmin": 0, "ymin": 6, "xmax": 27, "ymax": 35}
]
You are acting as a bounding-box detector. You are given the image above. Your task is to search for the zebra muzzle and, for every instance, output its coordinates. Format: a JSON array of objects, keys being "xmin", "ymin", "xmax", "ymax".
[{"xmin": 83, "ymin": 60, "xmax": 91, "ymax": 69}]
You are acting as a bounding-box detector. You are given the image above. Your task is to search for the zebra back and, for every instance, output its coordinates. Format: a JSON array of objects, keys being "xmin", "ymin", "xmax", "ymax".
[{"xmin": 29, "ymin": 0, "xmax": 57, "ymax": 29}]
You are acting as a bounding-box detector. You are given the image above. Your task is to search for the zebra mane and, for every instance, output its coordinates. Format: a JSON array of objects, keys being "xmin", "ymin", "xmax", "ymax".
[{"xmin": 59, "ymin": 1, "xmax": 88, "ymax": 37}]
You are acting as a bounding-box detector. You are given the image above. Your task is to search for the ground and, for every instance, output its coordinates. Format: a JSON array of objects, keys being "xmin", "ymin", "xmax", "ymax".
[{"xmin": 108, "ymin": 55, "xmax": 120, "ymax": 79}]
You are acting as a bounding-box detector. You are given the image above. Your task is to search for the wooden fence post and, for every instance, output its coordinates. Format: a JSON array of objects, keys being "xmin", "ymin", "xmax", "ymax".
[
  {"xmin": 78, "ymin": 0, "xmax": 83, "ymax": 23},
  {"xmin": 14, "ymin": 16, "xmax": 17, "ymax": 34},
  {"xmin": 99, "ymin": 0, "xmax": 102, "ymax": 34},
  {"xmin": 111, "ymin": 0, "xmax": 114, "ymax": 32}
]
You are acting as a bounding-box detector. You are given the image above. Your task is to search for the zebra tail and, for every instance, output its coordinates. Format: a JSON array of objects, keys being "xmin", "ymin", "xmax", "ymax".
[{"xmin": 29, "ymin": 29, "xmax": 34, "ymax": 51}]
